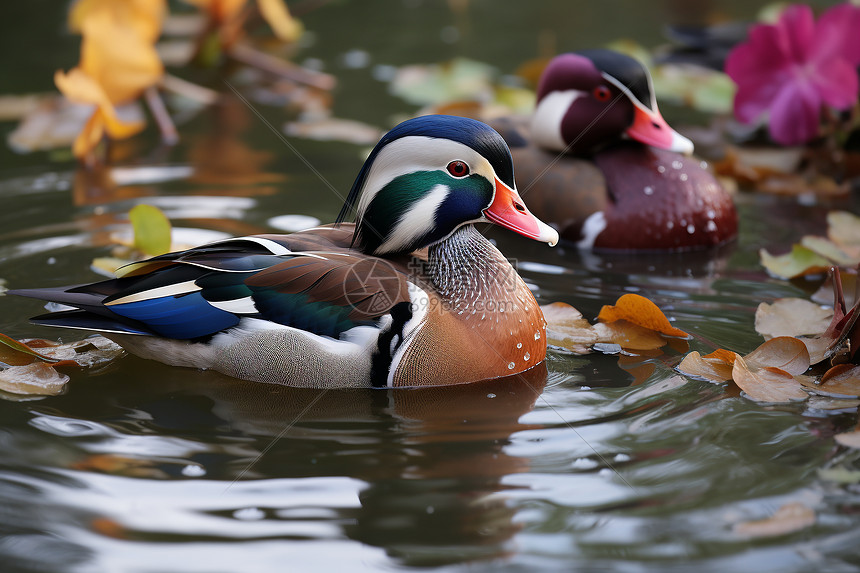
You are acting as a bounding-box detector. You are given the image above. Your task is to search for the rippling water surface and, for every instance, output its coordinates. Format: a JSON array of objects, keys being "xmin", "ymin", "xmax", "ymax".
[{"xmin": 2, "ymin": 2, "xmax": 860, "ymax": 572}]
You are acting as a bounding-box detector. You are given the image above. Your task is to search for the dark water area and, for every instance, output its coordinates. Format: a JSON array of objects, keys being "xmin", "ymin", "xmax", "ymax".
[{"xmin": 1, "ymin": 1, "xmax": 859, "ymax": 572}]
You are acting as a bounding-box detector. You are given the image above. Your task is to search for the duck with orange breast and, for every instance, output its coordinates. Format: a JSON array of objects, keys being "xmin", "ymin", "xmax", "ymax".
[
  {"xmin": 10, "ymin": 115, "xmax": 559, "ymax": 388},
  {"xmin": 492, "ymin": 49, "xmax": 738, "ymax": 251}
]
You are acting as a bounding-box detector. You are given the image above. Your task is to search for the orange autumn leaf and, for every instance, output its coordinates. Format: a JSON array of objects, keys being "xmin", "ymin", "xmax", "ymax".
[
  {"xmin": 819, "ymin": 364, "xmax": 860, "ymax": 396},
  {"xmin": 597, "ymin": 293, "xmax": 689, "ymax": 338},
  {"xmin": 732, "ymin": 356, "xmax": 808, "ymax": 403},
  {"xmin": 744, "ymin": 336, "xmax": 810, "ymax": 375},
  {"xmin": 677, "ymin": 350, "xmax": 736, "ymax": 383}
]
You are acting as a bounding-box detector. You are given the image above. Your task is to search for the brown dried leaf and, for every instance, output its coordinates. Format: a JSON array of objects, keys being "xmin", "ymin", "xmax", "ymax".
[
  {"xmin": 677, "ymin": 350, "xmax": 735, "ymax": 383},
  {"xmin": 744, "ymin": 337, "xmax": 810, "ymax": 375},
  {"xmin": 806, "ymin": 396, "xmax": 860, "ymax": 410},
  {"xmin": 819, "ymin": 364, "xmax": 860, "ymax": 396},
  {"xmin": 541, "ymin": 302, "xmax": 597, "ymax": 354},
  {"xmin": 733, "ymin": 502, "xmax": 815, "ymax": 538},
  {"xmin": 755, "ymin": 298, "xmax": 833, "ymax": 339},
  {"xmin": 732, "ymin": 356, "xmax": 808, "ymax": 403},
  {"xmin": 597, "ymin": 294, "xmax": 689, "ymax": 338}
]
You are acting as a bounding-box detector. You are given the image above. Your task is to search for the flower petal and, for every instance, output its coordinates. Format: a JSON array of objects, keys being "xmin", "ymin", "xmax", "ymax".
[
  {"xmin": 768, "ymin": 82, "xmax": 821, "ymax": 145},
  {"xmin": 812, "ymin": 2, "xmax": 860, "ymax": 66},
  {"xmin": 732, "ymin": 72, "xmax": 788, "ymax": 124},
  {"xmin": 778, "ymin": 4, "xmax": 815, "ymax": 64},
  {"xmin": 811, "ymin": 58, "xmax": 860, "ymax": 110},
  {"xmin": 726, "ymin": 24, "xmax": 792, "ymax": 87}
]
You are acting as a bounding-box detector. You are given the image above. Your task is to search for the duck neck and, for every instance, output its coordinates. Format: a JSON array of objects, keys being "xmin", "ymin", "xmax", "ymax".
[{"xmin": 425, "ymin": 224, "xmax": 521, "ymax": 310}]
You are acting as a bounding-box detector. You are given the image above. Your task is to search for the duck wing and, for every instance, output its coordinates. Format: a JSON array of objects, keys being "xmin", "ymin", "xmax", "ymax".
[{"xmin": 10, "ymin": 225, "xmax": 411, "ymax": 340}]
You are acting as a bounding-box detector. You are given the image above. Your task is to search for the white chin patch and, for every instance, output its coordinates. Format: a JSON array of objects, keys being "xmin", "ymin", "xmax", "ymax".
[
  {"xmin": 530, "ymin": 90, "xmax": 582, "ymax": 152},
  {"xmin": 577, "ymin": 211, "xmax": 607, "ymax": 250}
]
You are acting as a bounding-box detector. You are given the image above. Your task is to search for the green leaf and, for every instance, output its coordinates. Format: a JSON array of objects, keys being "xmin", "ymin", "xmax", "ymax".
[
  {"xmin": 130, "ymin": 204, "xmax": 172, "ymax": 256},
  {"xmin": 759, "ymin": 244, "xmax": 832, "ymax": 279},
  {"xmin": 0, "ymin": 333, "xmax": 60, "ymax": 365}
]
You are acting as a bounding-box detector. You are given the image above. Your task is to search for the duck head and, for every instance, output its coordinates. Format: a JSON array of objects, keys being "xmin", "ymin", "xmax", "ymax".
[
  {"xmin": 530, "ymin": 49, "xmax": 694, "ymax": 155},
  {"xmin": 337, "ymin": 115, "xmax": 558, "ymax": 255}
]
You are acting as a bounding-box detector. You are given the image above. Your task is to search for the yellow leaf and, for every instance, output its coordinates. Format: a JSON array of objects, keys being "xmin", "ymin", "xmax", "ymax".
[
  {"xmin": 130, "ymin": 204, "xmax": 172, "ymax": 256},
  {"xmin": 597, "ymin": 293, "xmax": 689, "ymax": 338},
  {"xmin": 80, "ymin": 10, "xmax": 163, "ymax": 104},
  {"xmin": 257, "ymin": 0, "xmax": 302, "ymax": 42},
  {"xmin": 70, "ymin": 0, "xmax": 166, "ymax": 43},
  {"xmin": 759, "ymin": 245, "xmax": 832, "ymax": 279}
]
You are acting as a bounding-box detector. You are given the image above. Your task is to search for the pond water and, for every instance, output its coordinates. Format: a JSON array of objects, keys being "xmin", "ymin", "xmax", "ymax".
[{"xmin": 1, "ymin": 1, "xmax": 860, "ymax": 572}]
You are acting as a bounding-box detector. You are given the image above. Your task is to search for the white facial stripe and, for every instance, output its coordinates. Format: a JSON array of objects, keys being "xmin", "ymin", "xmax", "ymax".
[
  {"xmin": 602, "ymin": 72, "xmax": 656, "ymax": 113},
  {"xmin": 531, "ymin": 90, "xmax": 582, "ymax": 151},
  {"xmin": 376, "ymin": 184, "xmax": 450, "ymax": 253},
  {"xmin": 356, "ymin": 136, "xmax": 497, "ymax": 221}
]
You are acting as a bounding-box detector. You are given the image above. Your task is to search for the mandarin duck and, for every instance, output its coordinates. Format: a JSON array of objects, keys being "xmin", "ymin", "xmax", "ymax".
[
  {"xmin": 492, "ymin": 49, "xmax": 737, "ymax": 251},
  {"xmin": 11, "ymin": 115, "xmax": 558, "ymax": 388}
]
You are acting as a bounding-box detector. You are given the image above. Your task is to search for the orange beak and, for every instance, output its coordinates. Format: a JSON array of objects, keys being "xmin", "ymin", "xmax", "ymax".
[
  {"xmin": 626, "ymin": 102, "xmax": 694, "ymax": 155},
  {"xmin": 484, "ymin": 178, "xmax": 558, "ymax": 246}
]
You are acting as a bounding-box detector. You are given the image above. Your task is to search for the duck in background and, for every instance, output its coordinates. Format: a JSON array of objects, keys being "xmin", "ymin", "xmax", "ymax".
[
  {"xmin": 491, "ymin": 49, "xmax": 738, "ymax": 251},
  {"xmin": 10, "ymin": 115, "xmax": 558, "ymax": 388}
]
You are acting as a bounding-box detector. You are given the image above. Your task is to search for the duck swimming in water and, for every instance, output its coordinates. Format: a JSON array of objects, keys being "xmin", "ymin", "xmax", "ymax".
[
  {"xmin": 10, "ymin": 115, "xmax": 558, "ymax": 388},
  {"xmin": 492, "ymin": 49, "xmax": 738, "ymax": 251}
]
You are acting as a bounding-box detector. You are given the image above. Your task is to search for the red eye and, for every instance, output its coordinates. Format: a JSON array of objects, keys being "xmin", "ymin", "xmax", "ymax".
[
  {"xmin": 446, "ymin": 160, "xmax": 469, "ymax": 177},
  {"xmin": 593, "ymin": 86, "xmax": 612, "ymax": 102}
]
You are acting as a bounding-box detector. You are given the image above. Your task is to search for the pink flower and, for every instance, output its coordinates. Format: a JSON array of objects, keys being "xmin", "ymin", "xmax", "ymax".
[{"xmin": 725, "ymin": 3, "xmax": 860, "ymax": 145}]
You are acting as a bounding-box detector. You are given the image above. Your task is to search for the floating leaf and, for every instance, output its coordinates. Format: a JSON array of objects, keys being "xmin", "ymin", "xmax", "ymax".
[
  {"xmin": 755, "ymin": 298, "xmax": 833, "ymax": 339},
  {"xmin": 677, "ymin": 349, "xmax": 735, "ymax": 383},
  {"xmin": 130, "ymin": 204, "xmax": 172, "ymax": 256},
  {"xmin": 283, "ymin": 117, "xmax": 382, "ymax": 145},
  {"xmin": 806, "ymin": 395, "xmax": 860, "ymax": 410},
  {"xmin": 541, "ymin": 302, "xmax": 597, "ymax": 354},
  {"xmin": 597, "ymin": 293, "xmax": 689, "ymax": 338},
  {"xmin": 733, "ymin": 502, "xmax": 815, "ymax": 538},
  {"xmin": 835, "ymin": 431, "xmax": 860, "ymax": 449},
  {"xmin": 744, "ymin": 336, "xmax": 810, "ymax": 375},
  {"xmin": 828, "ymin": 211, "xmax": 860, "ymax": 248},
  {"xmin": 732, "ymin": 356, "xmax": 808, "ymax": 403},
  {"xmin": 760, "ymin": 244, "xmax": 832, "ymax": 279},
  {"xmin": 592, "ymin": 320, "xmax": 668, "ymax": 351},
  {"xmin": 801, "ymin": 236, "xmax": 860, "ymax": 267},
  {"xmin": 0, "ymin": 363, "xmax": 70, "ymax": 396},
  {"xmin": 818, "ymin": 364, "xmax": 860, "ymax": 396},
  {"xmin": 389, "ymin": 58, "xmax": 496, "ymax": 106},
  {"xmin": 0, "ymin": 333, "xmax": 61, "ymax": 365}
]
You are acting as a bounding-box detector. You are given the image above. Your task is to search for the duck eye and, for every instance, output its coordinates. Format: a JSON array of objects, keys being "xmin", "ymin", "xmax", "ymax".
[
  {"xmin": 592, "ymin": 86, "xmax": 612, "ymax": 102},
  {"xmin": 446, "ymin": 160, "xmax": 469, "ymax": 177}
]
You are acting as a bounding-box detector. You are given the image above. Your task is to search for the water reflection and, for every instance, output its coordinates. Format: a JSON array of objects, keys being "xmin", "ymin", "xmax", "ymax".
[{"xmin": 0, "ymin": 361, "xmax": 547, "ymax": 570}]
